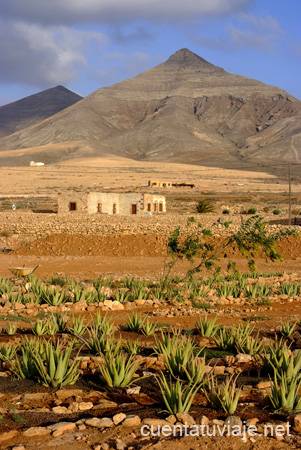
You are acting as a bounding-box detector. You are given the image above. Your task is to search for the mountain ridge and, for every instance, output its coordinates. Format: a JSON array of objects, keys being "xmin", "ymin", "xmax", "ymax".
[{"xmin": 0, "ymin": 48, "xmax": 300, "ymax": 168}]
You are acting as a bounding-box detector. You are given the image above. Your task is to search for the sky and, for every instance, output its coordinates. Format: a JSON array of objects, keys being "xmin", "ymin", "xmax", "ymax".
[{"xmin": 0, "ymin": 0, "xmax": 300, "ymax": 106}]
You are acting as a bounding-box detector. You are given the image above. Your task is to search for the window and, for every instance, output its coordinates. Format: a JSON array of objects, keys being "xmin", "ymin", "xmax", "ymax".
[
  {"xmin": 97, "ymin": 203, "xmax": 102, "ymax": 213},
  {"xmin": 131, "ymin": 204, "xmax": 137, "ymax": 215},
  {"xmin": 159, "ymin": 202, "xmax": 163, "ymax": 212},
  {"xmin": 147, "ymin": 203, "xmax": 151, "ymax": 212},
  {"xmin": 69, "ymin": 202, "xmax": 77, "ymax": 211},
  {"xmin": 113, "ymin": 203, "xmax": 117, "ymax": 214}
]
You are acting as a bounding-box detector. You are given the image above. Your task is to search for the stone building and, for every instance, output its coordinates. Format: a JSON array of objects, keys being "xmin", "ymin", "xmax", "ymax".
[{"xmin": 58, "ymin": 192, "xmax": 166, "ymax": 215}]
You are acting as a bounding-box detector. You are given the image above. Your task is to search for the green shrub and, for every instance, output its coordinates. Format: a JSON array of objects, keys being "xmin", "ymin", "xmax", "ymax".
[
  {"xmin": 246, "ymin": 207, "xmax": 257, "ymax": 214},
  {"xmin": 157, "ymin": 374, "xmax": 200, "ymax": 414},
  {"xmin": 196, "ymin": 200, "xmax": 215, "ymax": 214},
  {"xmin": 273, "ymin": 209, "xmax": 281, "ymax": 215},
  {"xmin": 222, "ymin": 209, "xmax": 230, "ymax": 214}
]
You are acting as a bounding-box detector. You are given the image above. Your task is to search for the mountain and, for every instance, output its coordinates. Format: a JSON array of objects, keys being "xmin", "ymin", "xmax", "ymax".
[
  {"xmin": 0, "ymin": 86, "xmax": 82, "ymax": 138},
  {"xmin": 0, "ymin": 49, "xmax": 300, "ymax": 168}
]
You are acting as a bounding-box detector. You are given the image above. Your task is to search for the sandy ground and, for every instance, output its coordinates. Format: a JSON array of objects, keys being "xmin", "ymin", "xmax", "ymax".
[{"xmin": 1, "ymin": 156, "xmax": 299, "ymax": 197}]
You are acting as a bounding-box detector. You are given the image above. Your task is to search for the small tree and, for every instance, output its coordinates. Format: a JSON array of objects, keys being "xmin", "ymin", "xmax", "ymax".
[{"xmin": 162, "ymin": 215, "xmax": 296, "ymax": 285}]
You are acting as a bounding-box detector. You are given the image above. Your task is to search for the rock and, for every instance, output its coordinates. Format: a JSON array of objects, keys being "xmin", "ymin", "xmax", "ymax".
[
  {"xmin": 12, "ymin": 446, "xmax": 26, "ymax": 450},
  {"xmin": 116, "ymin": 439, "xmax": 127, "ymax": 450},
  {"xmin": 142, "ymin": 419, "xmax": 170, "ymax": 430},
  {"xmin": 122, "ymin": 415, "xmax": 141, "ymax": 427},
  {"xmin": 85, "ymin": 417, "xmax": 114, "ymax": 428},
  {"xmin": 235, "ymin": 354, "xmax": 253, "ymax": 363},
  {"xmin": 224, "ymin": 416, "xmax": 243, "ymax": 429},
  {"xmin": 23, "ymin": 427, "xmax": 50, "ymax": 437},
  {"xmin": 213, "ymin": 366, "xmax": 225, "ymax": 375},
  {"xmin": 56, "ymin": 389, "xmax": 83, "ymax": 399},
  {"xmin": 176, "ymin": 412, "xmax": 195, "ymax": 426},
  {"xmin": 199, "ymin": 415, "xmax": 209, "ymax": 425},
  {"xmin": 47, "ymin": 422, "xmax": 77, "ymax": 436},
  {"xmin": 0, "ymin": 430, "xmax": 19, "ymax": 442},
  {"xmin": 293, "ymin": 414, "xmax": 301, "ymax": 432},
  {"xmin": 126, "ymin": 386, "xmax": 141, "ymax": 395},
  {"xmin": 166, "ymin": 415, "xmax": 176, "ymax": 424},
  {"xmin": 246, "ymin": 418, "xmax": 259, "ymax": 427},
  {"xmin": 113, "ymin": 413, "xmax": 127, "ymax": 425},
  {"xmin": 256, "ymin": 381, "xmax": 271, "ymax": 389},
  {"xmin": 78, "ymin": 401, "xmax": 93, "ymax": 411},
  {"xmin": 24, "ymin": 392, "xmax": 45, "ymax": 401},
  {"xmin": 52, "ymin": 406, "xmax": 70, "ymax": 414}
]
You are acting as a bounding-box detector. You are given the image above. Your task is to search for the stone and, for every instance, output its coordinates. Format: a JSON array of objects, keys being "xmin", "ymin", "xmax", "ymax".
[
  {"xmin": 52, "ymin": 406, "xmax": 70, "ymax": 414},
  {"xmin": 236, "ymin": 354, "xmax": 253, "ymax": 363},
  {"xmin": 47, "ymin": 422, "xmax": 76, "ymax": 436},
  {"xmin": 12, "ymin": 446, "xmax": 26, "ymax": 450},
  {"xmin": 56, "ymin": 389, "xmax": 83, "ymax": 400},
  {"xmin": 166, "ymin": 415, "xmax": 176, "ymax": 424},
  {"xmin": 224, "ymin": 416, "xmax": 243, "ymax": 429},
  {"xmin": 122, "ymin": 415, "xmax": 141, "ymax": 427},
  {"xmin": 293, "ymin": 414, "xmax": 301, "ymax": 432},
  {"xmin": 176, "ymin": 412, "xmax": 196, "ymax": 426},
  {"xmin": 77, "ymin": 401, "xmax": 93, "ymax": 411},
  {"xmin": 126, "ymin": 386, "xmax": 141, "ymax": 395},
  {"xmin": 23, "ymin": 427, "xmax": 50, "ymax": 437},
  {"xmin": 24, "ymin": 392, "xmax": 45, "ymax": 401},
  {"xmin": 0, "ymin": 430, "xmax": 19, "ymax": 442},
  {"xmin": 113, "ymin": 413, "xmax": 127, "ymax": 425},
  {"xmin": 199, "ymin": 415, "xmax": 209, "ymax": 426},
  {"xmin": 85, "ymin": 417, "xmax": 114, "ymax": 428},
  {"xmin": 142, "ymin": 419, "xmax": 170, "ymax": 430},
  {"xmin": 256, "ymin": 381, "xmax": 271, "ymax": 389},
  {"xmin": 246, "ymin": 418, "xmax": 259, "ymax": 427}
]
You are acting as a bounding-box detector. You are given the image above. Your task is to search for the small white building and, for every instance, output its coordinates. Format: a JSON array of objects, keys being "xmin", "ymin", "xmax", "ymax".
[
  {"xmin": 30, "ymin": 161, "xmax": 45, "ymax": 166},
  {"xmin": 58, "ymin": 192, "xmax": 166, "ymax": 215}
]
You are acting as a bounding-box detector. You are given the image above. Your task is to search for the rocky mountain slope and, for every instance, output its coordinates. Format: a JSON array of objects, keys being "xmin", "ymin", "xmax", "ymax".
[
  {"xmin": 0, "ymin": 85, "xmax": 82, "ymax": 138},
  {"xmin": 0, "ymin": 49, "xmax": 300, "ymax": 167}
]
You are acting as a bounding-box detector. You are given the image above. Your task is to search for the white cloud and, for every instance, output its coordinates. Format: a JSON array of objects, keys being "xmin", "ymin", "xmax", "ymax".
[
  {"xmin": 95, "ymin": 51, "xmax": 161, "ymax": 86},
  {"xmin": 2, "ymin": 0, "xmax": 253, "ymax": 25},
  {"xmin": 0, "ymin": 20, "xmax": 108, "ymax": 87},
  {"xmin": 228, "ymin": 14, "xmax": 285, "ymax": 51}
]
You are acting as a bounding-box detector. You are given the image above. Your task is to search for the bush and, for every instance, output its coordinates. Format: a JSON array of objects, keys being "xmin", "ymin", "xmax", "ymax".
[
  {"xmin": 246, "ymin": 207, "xmax": 257, "ymax": 214},
  {"xmin": 273, "ymin": 209, "xmax": 281, "ymax": 215},
  {"xmin": 196, "ymin": 200, "xmax": 215, "ymax": 214},
  {"xmin": 222, "ymin": 209, "xmax": 230, "ymax": 214}
]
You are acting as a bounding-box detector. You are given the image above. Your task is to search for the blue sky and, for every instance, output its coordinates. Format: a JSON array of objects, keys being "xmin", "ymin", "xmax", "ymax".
[{"xmin": 0, "ymin": 0, "xmax": 300, "ymax": 106}]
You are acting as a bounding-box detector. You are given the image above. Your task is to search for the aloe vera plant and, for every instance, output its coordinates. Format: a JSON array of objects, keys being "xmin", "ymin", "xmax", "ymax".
[
  {"xmin": 5, "ymin": 323, "xmax": 17, "ymax": 336},
  {"xmin": 69, "ymin": 315, "xmax": 87, "ymax": 336},
  {"xmin": 268, "ymin": 372, "xmax": 301, "ymax": 411},
  {"xmin": 204, "ymin": 373, "xmax": 241, "ymax": 414},
  {"xmin": 126, "ymin": 312, "xmax": 145, "ymax": 332},
  {"xmin": 157, "ymin": 373, "xmax": 200, "ymax": 414},
  {"xmin": 235, "ymin": 334, "xmax": 264, "ymax": 355},
  {"xmin": 114, "ymin": 288, "xmax": 130, "ymax": 303},
  {"xmin": 94, "ymin": 312, "xmax": 115, "ymax": 335},
  {"xmin": 31, "ymin": 340, "xmax": 81, "ymax": 387},
  {"xmin": 98, "ymin": 353, "xmax": 141, "ymax": 387},
  {"xmin": 78, "ymin": 328, "xmax": 121, "ymax": 357},
  {"xmin": 0, "ymin": 277, "xmax": 14, "ymax": 295},
  {"xmin": 195, "ymin": 315, "xmax": 219, "ymax": 337},
  {"xmin": 41, "ymin": 286, "xmax": 69, "ymax": 306},
  {"xmin": 10, "ymin": 347, "xmax": 38, "ymax": 380},
  {"xmin": 278, "ymin": 282, "xmax": 300, "ymax": 297},
  {"xmin": 261, "ymin": 342, "xmax": 301, "ymax": 382},
  {"xmin": 157, "ymin": 333, "xmax": 200, "ymax": 380},
  {"xmin": 31, "ymin": 319, "xmax": 51, "ymax": 336},
  {"xmin": 124, "ymin": 340, "xmax": 141, "ymax": 355},
  {"xmin": 280, "ymin": 321, "xmax": 297, "ymax": 337},
  {"xmin": 0, "ymin": 344, "xmax": 17, "ymax": 361},
  {"xmin": 140, "ymin": 319, "xmax": 159, "ymax": 336}
]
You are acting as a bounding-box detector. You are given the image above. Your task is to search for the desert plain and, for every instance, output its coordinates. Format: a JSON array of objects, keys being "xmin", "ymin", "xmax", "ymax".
[{"xmin": 0, "ymin": 158, "xmax": 301, "ymax": 450}]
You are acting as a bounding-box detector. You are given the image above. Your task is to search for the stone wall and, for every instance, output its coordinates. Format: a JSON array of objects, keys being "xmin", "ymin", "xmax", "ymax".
[{"xmin": 0, "ymin": 211, "xmax": 298, "ymax": 241}]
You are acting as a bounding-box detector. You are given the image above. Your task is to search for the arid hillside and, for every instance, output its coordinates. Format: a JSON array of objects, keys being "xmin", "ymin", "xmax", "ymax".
[
  {"xmin": 0, "ymin": 85, "xmax": 82, "ymax": 139},
  {"xmin": 0, "ymin": 49, "xmax": 300, "ymax": 170}
]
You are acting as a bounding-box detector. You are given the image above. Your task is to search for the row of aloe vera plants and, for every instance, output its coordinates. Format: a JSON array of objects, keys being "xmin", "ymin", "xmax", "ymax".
[
  {"xmin": 1, "ymin": 313, "xmax": 301, "ymax": 414},
  {"xmin": 0, "ymin": 274, "xmax": 300, "ymax": 306}
]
